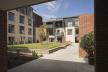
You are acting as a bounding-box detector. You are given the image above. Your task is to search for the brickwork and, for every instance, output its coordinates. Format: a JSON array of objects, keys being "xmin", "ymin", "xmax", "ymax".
[
  {"xmin": 0, "ymin": 10, "xmax": 7, "ymax": 72},
  {"xmin": 79, "ymin": 14, "xmax": 94, "ymax": 58}
]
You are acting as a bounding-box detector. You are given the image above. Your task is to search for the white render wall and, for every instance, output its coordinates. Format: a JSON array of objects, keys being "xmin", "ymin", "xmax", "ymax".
[{"xmin": 65, "ymin": 27, "xmax": 75, "ymax": 43}]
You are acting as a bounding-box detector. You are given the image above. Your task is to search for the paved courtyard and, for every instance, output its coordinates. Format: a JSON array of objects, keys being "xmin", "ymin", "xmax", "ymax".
[{"xmin": 8, "ymin": 43, "xmax": 94, "ymax": 72}]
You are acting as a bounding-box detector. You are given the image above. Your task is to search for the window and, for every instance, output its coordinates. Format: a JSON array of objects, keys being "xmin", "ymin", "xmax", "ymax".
[
  {"xmin": 75, "ymin": 28, "xmax": 79, "ymax": 34},
  {"xmin": 28, "ymin": 19, "xmax": 32, "ymax": 26},
  {"xmin": 20, "ymin": 36, "xmax": 25, "ymax": 44},
  {"xmin": 28, "ymin": 37, "xmax": 32, "ymax": 43},
  {"xmin": 67, "ymin": 29, "xmax": 72, "ymax": 35},
  {"xmin": 75, "ymin": 20, "xmax": 79, "ymax": 26},
  {"xmin": 8, "ymin": 37, "xmax": 15, "ymax": 44},
  {"xmin": 20, "ymin": 8, "xmax": 26, "ymax": 14},
  {"xmin": 19, "ymin": 26, "xmax": 25, "ymax": 34},
  {"xmin": 48, "ymin": 28, "xmax": 54, "ymax": 35},
  {"xmin": 27, "ymin": 7, "xmax": 32, "ymax": 17},
  {"xmin": 8, "ymin": 12, "xmax": 15, "ymax": 21},
  {"xmin": 19, "ymin": 15, "xmax": 24, "ymax": 24},
  {"xmin": 8, "ymin": 24, "xmax": 14, "ymax": 33},
  {"xmin": 68, "ymin": 22, "xmax": 73, "ymax": 27},
  {"xmin": 28, "ymin": 28, "xmax": 32, "ymax": 35}
]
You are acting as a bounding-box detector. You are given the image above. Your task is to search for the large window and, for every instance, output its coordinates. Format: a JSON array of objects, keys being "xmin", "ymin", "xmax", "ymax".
[
  {"xmin": 19, "ymin": 15, "xmax": 24, "ymax": 24},
  {"xmin": 28, "ymin": 28, "xmax": 32, "ymax": 35},
  {"xmin": 8, "ymin": 36, "xmax": 15, "ymax": 44},
  {"xmin": 19, "ymin": 26, "xmax": 25, "ymax": 34},
  {"xmin": 20, "ymin": 36, "xmax": 25, "ymax": 44},
  {"xmin": 67, "ymin": 29, "xmax": 72, "ymax": 35},
  {"xmin": 8, "ymin": 12, "xmax": 15, "ymax": 21},
  {"xmin": 68, "ymin": 22, "xmax": 73, "ymax": 27},
  {"xmin": 8, "ymin": 24, "xmax": 15, "ymax": 33}
]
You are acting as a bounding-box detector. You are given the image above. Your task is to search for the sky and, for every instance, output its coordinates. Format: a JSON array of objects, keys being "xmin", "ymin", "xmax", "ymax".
[{"xmin": 32, "ymin": 0, "xmax": 94, "ymax": 20}]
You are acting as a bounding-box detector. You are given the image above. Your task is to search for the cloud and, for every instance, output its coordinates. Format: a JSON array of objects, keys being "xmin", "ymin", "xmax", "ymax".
[
  {"xmin": 45, "ymin": 1, "xmax": 56, "ymax": 10},
  {"xmin": 44, "ymin": 0, "xmax": 63, "ymax": 14},
  {"xmin": 42, "ymin": 14, "xmax": 57, "ymax": 19},
  {"xmin": 34, "ymin": 11, "xmax": 56, "ymax": 19},
  {"xmin": 33, "ymin": 0, "xmax": 64, "ymax": 20}
]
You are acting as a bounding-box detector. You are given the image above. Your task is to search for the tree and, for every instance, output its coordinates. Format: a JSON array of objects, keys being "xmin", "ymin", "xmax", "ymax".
[
  {"xmin": 37, "ymin": 24, "xmax": 47, "ymax": 42},
  {"xmin": 80, "ymin": 32, "xmax": 95, "ymax": 57}
]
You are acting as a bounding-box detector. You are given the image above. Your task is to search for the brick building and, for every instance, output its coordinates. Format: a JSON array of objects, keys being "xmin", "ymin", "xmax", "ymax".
[
  {"xmin": 7, "ymin": 7, "xmax": 34, "ymax": 44},
  {"xmin": 79, "ymin": 14, "xmax": 94, "ymax": 57}
]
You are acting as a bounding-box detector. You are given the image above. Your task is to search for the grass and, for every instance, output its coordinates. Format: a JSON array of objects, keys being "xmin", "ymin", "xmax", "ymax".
[{"xmin": 8, "ymin": 42, "xmax": 61, "ymax": 49}]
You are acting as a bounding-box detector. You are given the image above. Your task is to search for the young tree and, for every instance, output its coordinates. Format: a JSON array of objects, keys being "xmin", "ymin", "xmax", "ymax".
[{"xmin": 38, "ymin": 24, "xmax": 47, "ymax": 42}]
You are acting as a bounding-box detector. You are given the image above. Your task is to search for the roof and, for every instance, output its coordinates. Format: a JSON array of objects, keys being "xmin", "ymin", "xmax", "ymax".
[
  {"xmin": 44, "ymin": 18, "xmax": 63, "ymax": 22},
  {"xmin": 0, "ymin": 0, "xmax": 54, "ymax": 11},
  {"xmin": 44, "ymin": 16, "xmax": 79, "ymax": 22},
  {"xmin": 63, "ymin": 16, "xmax": 79, "ymax": 19}
]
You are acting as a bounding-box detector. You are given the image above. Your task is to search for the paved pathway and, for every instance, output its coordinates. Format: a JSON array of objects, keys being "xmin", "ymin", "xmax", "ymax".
[
  {"xmin": 8, "ymin": 43, "xmax": 94, "ymax": 72},
  {"xmin": 42, "ymin": 43, "xmax": 86, "ymax": 62}
]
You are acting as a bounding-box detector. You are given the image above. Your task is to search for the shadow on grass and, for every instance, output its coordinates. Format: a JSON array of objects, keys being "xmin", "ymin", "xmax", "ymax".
[{"xmin": 8, "ymin": 46, "xmax": 39, "ymax": 69}]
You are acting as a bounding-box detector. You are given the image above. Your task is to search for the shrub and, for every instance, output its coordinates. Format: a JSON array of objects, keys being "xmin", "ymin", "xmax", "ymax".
[
  {"xmin": 80, "ymin": 32, "xmax": 95, "ymax": 57},
  {"xmin": 32, "ymin": 50, "xmax": 39, "ymax": 59}
]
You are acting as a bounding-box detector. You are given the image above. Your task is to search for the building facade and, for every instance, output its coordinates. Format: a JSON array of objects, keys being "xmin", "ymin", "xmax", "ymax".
[
  {"xmin": 63, "ymin": 17, "xmax": 79, "ymax": 43},
  {"xmin": 79, "ymin": 14, "xmax": 94, "ymax": 57},
  {"xmin": 33, "ymin": 12, "xmax": 43, "ymax": 43},
  {"xmin": 7, "ymin": 7, "xmax": 33, "ymax": 44},
  {"xmin": 44, "ymin": 16, "xmax": 79, "ymax": 43}
]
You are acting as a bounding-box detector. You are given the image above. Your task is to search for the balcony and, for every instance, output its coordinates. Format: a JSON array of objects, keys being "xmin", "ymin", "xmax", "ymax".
[
  {"xmin": 47, "ymin": 24, "xmax": 53, "ymax": 28},
  {"xmin": 56, "ymin": 32, "xmax": 64, "ymax": 37}
]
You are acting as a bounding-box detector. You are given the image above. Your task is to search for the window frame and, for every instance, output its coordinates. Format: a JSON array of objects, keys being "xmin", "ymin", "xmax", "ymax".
[
  {"xmin": 19, "ymin": 15, "xmax": 25, "ymax": 24},
  {"xmin": 68, "ymin": 22, "xmax": 73, "ymax": 27},
  {"xmin": 8, "ymin": 24, "xmax": 15, "ymax": 33},
  {"xmin": 67, "ymin": 29, "xmax": 72, "ymax": 35},
  {"xmin": 8, "ymin": 12, "xmax": 15, "ymax": 21}
]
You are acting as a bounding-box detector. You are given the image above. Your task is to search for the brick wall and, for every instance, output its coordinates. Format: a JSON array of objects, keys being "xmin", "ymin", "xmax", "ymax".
[{"xmin": 79, "ymin": 14, "xmax": 94, "ymax": 58}]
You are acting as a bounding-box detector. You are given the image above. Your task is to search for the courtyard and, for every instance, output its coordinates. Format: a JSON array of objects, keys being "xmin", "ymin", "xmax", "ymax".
[{"xmin": 8, "ymin": 43, "xmax": 94, "ymax": 72}]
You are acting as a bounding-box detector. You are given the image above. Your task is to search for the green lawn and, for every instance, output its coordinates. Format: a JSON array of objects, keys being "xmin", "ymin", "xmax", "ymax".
[{"xmin": 8, "ymin": 42, "xmax": 61, "ymax": 49}]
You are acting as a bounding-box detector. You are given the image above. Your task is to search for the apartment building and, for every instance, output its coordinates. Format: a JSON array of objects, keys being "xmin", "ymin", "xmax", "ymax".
[
  {"xmin": 33, "ymin": 12, "xmax": 43, "ymax": 43},
  {"xmin": 64, "ymin": 16, "xmax": 79, "ymax": 43},
  {"xmin": 45, "ymin": 18, "xmax": 64, "ymax": 42},
  {"xmin": 79, "ymin": 14, "xmax": 94, "ymax": 57},
  {"xmin": 44, "ymin": 16, "xmax": 79, "ymax": 43},
  {"xmin": 7, "ymin": 7, "xmax": 33, "ymax": 44}
]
